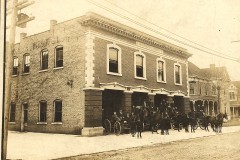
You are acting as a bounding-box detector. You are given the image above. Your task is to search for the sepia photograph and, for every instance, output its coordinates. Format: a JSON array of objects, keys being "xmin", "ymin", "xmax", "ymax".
[{"xmin": 1, "ymin": 0, "xmax": 240, "ymax": 159}]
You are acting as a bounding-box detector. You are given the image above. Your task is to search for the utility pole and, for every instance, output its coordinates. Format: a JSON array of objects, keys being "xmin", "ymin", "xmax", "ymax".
[{"xmin": 3, "ymin": 0, "xmax": 34, "ymax": 159}]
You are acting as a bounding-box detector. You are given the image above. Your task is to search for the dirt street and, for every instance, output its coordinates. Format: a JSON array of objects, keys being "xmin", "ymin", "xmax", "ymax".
[{"xmin": 60, "ymin": 132, "xmax": 240, "ymax": 160}]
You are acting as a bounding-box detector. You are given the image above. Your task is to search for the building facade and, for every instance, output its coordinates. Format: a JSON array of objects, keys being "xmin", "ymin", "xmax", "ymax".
[
  {"xmin": 228, "ymin": 81, "xmax": 240, "ymax": 118},
  {"xmin": 9, "ymin": 12, "xmax": 192, "ymax": 135},
  {"xmin": 188, "ymin": 62, "xmax": 218, "ymax": 115}
]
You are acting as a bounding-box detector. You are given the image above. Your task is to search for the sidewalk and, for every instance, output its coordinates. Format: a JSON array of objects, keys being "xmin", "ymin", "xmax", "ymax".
[{"xmin": 7, "ymin": 126, "xmax": 240, "ymax": 160}]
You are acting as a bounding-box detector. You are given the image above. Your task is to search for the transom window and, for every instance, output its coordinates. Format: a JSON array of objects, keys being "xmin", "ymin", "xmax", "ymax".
[
  {"xmin": 157, "ymin": 58, "xmax": 166, "ymax": 82},
  {"xmin": 107, "ymin": 44, "xmax": 122, "ymax": 75},
  {"xmin": 9, "ymin": 102, "xmax": 16, "ymax": 122},
  {"xmin": 12, "ymin": 57, "xmax": 18, "ymax": 75},
  {"xmin": 174, "ymin": 63, "xmax": 182, "ymax": 85},
  {"xmin": 134, "ymin": 52, "xmax": 146, "ymax": 79},
  {"xmin": 55, "ymin": 46, "xmax": 63, "ymax": 68},
  {"xmin": 23, "ymin": 53, "xmax": 30, "ymax": 73},
  {"xmin": 54, "ymin": 100, "xmax": 62, "ymax": 122},
  {"xmin": 40, "ymin": 49, "xmax": 48, "ymax": 70},
  {"xmin": 39, "ymin": 101, "xmax": 47, "ymax": 122}
]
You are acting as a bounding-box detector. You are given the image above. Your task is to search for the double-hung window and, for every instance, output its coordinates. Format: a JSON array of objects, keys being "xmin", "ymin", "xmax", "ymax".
[
  {"xmin": 12, "ymin": 57, "xmax": 18, "ymax": 75},
  {"xmin": 9, "ymin": 102, "xmax": 16, "ymax": 122},
  {"xmin": 41, "ymin": 49, "xmax": 48, "ymax": 70},
  {"xmin": 23, "ymin": 54, "xmax": 30, "ymax": 73},
  {"xmin": 39, "ymin": 101, "xmax": 47, "ymax": 122},
  {"xmin": 174, "ymin": 63, "xmax": 182, "ymax": 85},
  {"xmin": 23, "ymin": 103, "xmax": 28, "ymax": 123},
  {"xmin": 134, "ymin": 52, "xmax": 146, "ymax": 79},
  {"xmin": 54, "ymin": 100, "xmax": 62, "ymax": 122},
  {"xmin": 55, "ymin": 46, "xmax": 63, "ymax": 68},
  {"xmin": 107, "ymin": 44, "xmax": 122, "ymax": 76},
  {"xmin": 157, "ymin": 58, "xmax": 166, "ymax": 82}
]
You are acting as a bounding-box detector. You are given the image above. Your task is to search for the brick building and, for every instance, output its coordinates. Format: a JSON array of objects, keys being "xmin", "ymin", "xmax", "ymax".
[
  {"xmin": 9, "ymin": 12, "xmax": 192, "ymax": 136},
  {"xmin": 188, "ymin": 62, "xmax": 220, "ymax": 115}
]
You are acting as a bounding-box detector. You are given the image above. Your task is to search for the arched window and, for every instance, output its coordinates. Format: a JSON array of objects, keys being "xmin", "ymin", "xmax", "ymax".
[
  {"xmin": 134, "ymin": 51, "xmax": 146, "ymax": 79},
  {"xmin": 107, "ymin": 44, "xmax": 122, "ymax": 75},
  {"xmin": 156, "ymin": 57, "xmax": 166, "ymax": 83},
  {"xmin": 55, "ymin": 46, "xmax": 63, "ymax": 68},
  {"xmin": 40, "ymin": 49, "xmax": 48, "ymax": 70},
  {"xmin": 23, "ymin": 53, "xmax": 30, "ymax": 73}
]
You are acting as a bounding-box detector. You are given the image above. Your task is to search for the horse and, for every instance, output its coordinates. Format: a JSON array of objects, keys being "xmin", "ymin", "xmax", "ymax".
[
  {"xmin": 188, "ymin": 112, "xmax": 197, "ymax": 133},
  {"xmin": 215, "ymin": 113, "xmax": 228, "ymax": 133},
  {"xmin": 150, "ymin": 110, "xmax": 162, "ymax": 134},
  {"xmin": 201, "ymin": 115, "xmax": 212, "ymax": 132},
  {"xmin": 132, "ymin": 105, "xmax": 145, "ymax": 138}
]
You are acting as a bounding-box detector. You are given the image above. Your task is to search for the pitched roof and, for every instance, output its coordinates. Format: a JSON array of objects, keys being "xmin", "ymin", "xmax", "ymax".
[
  {"xmin": 201, "ymin": 65, "xmax": 231, "ymax": 82},
  {"xmin": 188, "ymin": 61, "xmax": 209, "ymax": 79}
]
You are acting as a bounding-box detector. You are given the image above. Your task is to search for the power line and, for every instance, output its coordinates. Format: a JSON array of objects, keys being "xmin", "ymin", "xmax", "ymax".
[{"xmin": 87, "ymin": 0, "xmax": 239, "ymax": 62}]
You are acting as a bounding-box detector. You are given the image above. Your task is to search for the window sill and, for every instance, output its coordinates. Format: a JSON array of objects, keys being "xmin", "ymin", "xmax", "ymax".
[
  {"xmin": 39, "ymin": 69, "xmax": 48, "ymax": 73},
  {"xmin": 135, "ymin": 77, "xmax": 147, "ymax": 81},
  {"xmin": 12, "ymin": 75, "xmax": 18, "ymax": 77},
  {"xmin": 157, "ymin": 80, "xmax": 166, "ymax": 84},
  {"xmin": 53, "ymin": 67, "xmax": 64, "ymax": 70},
  {"xmin": 107, "ymin": 72, "xmax": 122, "ymax": 76},
  {"xmin": 174, "ymin": 83, "xmax": 182, "ymax": 86},
  {"xmin": 37, "ymin": 122, "xmax": 47, "ymax": 125},
  {"xmin": 22, "ymin": 73, "xmax": 30, "ymax": 76},
  {"xmin": 51, "ymin": 122, "xmax": 62, "ymax": 125},
  {"xmin": 8, "ymin": 122, "xmax": 16, "ymax": 124}
]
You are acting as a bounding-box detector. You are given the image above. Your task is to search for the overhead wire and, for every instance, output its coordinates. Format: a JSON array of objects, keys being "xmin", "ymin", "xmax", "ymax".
[{"xmin": 87, "ymin": 0, "xmax": 239, "ymax": 62}]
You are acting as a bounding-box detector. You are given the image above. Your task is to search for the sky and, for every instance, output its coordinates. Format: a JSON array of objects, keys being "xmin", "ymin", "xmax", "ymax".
[{"xmin": 6, "ymin": 0, "xmax": 240, "ymax": 80}]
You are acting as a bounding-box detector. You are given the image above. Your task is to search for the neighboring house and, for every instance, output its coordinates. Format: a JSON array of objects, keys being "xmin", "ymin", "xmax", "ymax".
[
  {"xmin": 201, "ymin": 64, "xmax": 231, "ymax": 115},
  {"xmin": 228, "ymin": 81, "xmax": 240, "ymax": 118},
  {"xmin": 188, "ymin": 62, "xmax": 218, "ymax": 115},
  {"xmin": 9, "ymin": 12, "xmax": 192, "ymax": 136}
]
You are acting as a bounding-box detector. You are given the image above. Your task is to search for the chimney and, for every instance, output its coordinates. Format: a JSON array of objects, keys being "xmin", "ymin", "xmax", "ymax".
[
  {"xmin": 50, "ymin": 20, "xmax": 57, "ymax": 34},
  {"xmin": 20, "ymin": 33, "xmax": 27, "ymax": 42},
  {"xmin": 210, "ymin": 64, "xmax": 215, "ymax": 69}
]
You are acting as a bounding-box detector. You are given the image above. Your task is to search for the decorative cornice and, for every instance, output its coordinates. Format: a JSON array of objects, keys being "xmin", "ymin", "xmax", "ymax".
[{"xmin": 79, "ymin": 12, "xmax": 192, "ymax": 59}]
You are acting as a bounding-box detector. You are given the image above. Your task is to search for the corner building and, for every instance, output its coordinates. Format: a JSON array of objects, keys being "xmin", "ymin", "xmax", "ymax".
[{"xmin": 9, "ymin": 12, "xmax": 192, "ymax": 136}]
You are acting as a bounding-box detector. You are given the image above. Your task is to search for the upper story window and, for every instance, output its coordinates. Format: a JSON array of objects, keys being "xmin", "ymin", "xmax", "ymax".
[
  {"xmin": 40, "ymin": 49, "xmax": 48, "ymax": 70},
  {"xmin": 174, "ymin": 63, "xmax": 182, "ymax": 85},
  {"xmin": 134, "ymin": 52, "xmax": 146, "ymax": 79},
  {"xmin": 157, "ymin": 58, "xmax": 166, "ymax": 83},
  {"xmin": 107, "ymin": 44, "xmax": 122, "ymax": 76},
  {"xmin": 190, "ymin": 84, "xmax": 195, "ymax": 95},
  {"xmin": 23, "ymin": 53, "xmax": 30, "ymax": 73},
  {"xmin": 12, "ymin": 57, "xmax": 18, "ymax": 75},
  {"xmin": 54, "ymin": 99, "xmax": 62, "ymax": 122},
  {"xmin": 55, "ymin": 46, "xmax": 63, "ymax": 68},
  {"xmin": 9, "ymin": 102, "xmax": 16, "ymax": 122},
  {"xmin": 212, "ymin": 85, "xmax": 217, "ymax": 95},
  {"xmin": 229, "ymin": 92, "xmax": 236, "ymax": 100},
  {"xmin": 39, "ymin": 101, "xmax": 47, "ymax": 122}
]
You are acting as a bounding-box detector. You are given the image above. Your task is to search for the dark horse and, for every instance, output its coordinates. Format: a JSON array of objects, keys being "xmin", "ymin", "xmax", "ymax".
[{"xmin": 214, "ymin": 113, "xmax": 228, "ymax": 133}]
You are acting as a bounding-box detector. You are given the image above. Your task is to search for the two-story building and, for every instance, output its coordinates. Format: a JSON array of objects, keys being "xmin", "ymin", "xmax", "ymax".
[
  {"xmin": 228, "ymin": 81, "xmax": 240, "ymax": 118},
  {"xmin": 188, "ymin": 62, "xmax": 218, "ymax": 115},
  {"xmin": 9, "ymin": 12, "xmax": 192, "ymax": 136}
]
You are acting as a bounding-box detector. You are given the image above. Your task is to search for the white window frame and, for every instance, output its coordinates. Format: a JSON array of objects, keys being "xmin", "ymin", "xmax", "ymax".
[
  {"xmin": 156, "ymin": 57, "xmax": 166, "ymax": 83},
  {"xmin": 174, "ymin": 62, "xmax": 182, "ymax": 85},
  {"xmin": 106, "ymin": 43, "xmax": 122, "ymax": 76},
  {"xmin": 23, "ymin": 53, "xmax": 30, "ymax": 73},
  {"xmin": 134, "ymin": 51, "xmax": 146, "ymax": 80}
]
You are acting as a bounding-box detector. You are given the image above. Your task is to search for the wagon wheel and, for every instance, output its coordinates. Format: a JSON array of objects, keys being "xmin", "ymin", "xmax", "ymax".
[
  {"xmin": 114, "ymin": 121, "xmax": 121, "ymax": 136},
  {"xmin": 199, "ymin": 121, "xmax": 205, "ymax": 130},
  {"xmin": 103, "ymin": 119, "xmax": 111, "ymax": 135}
]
